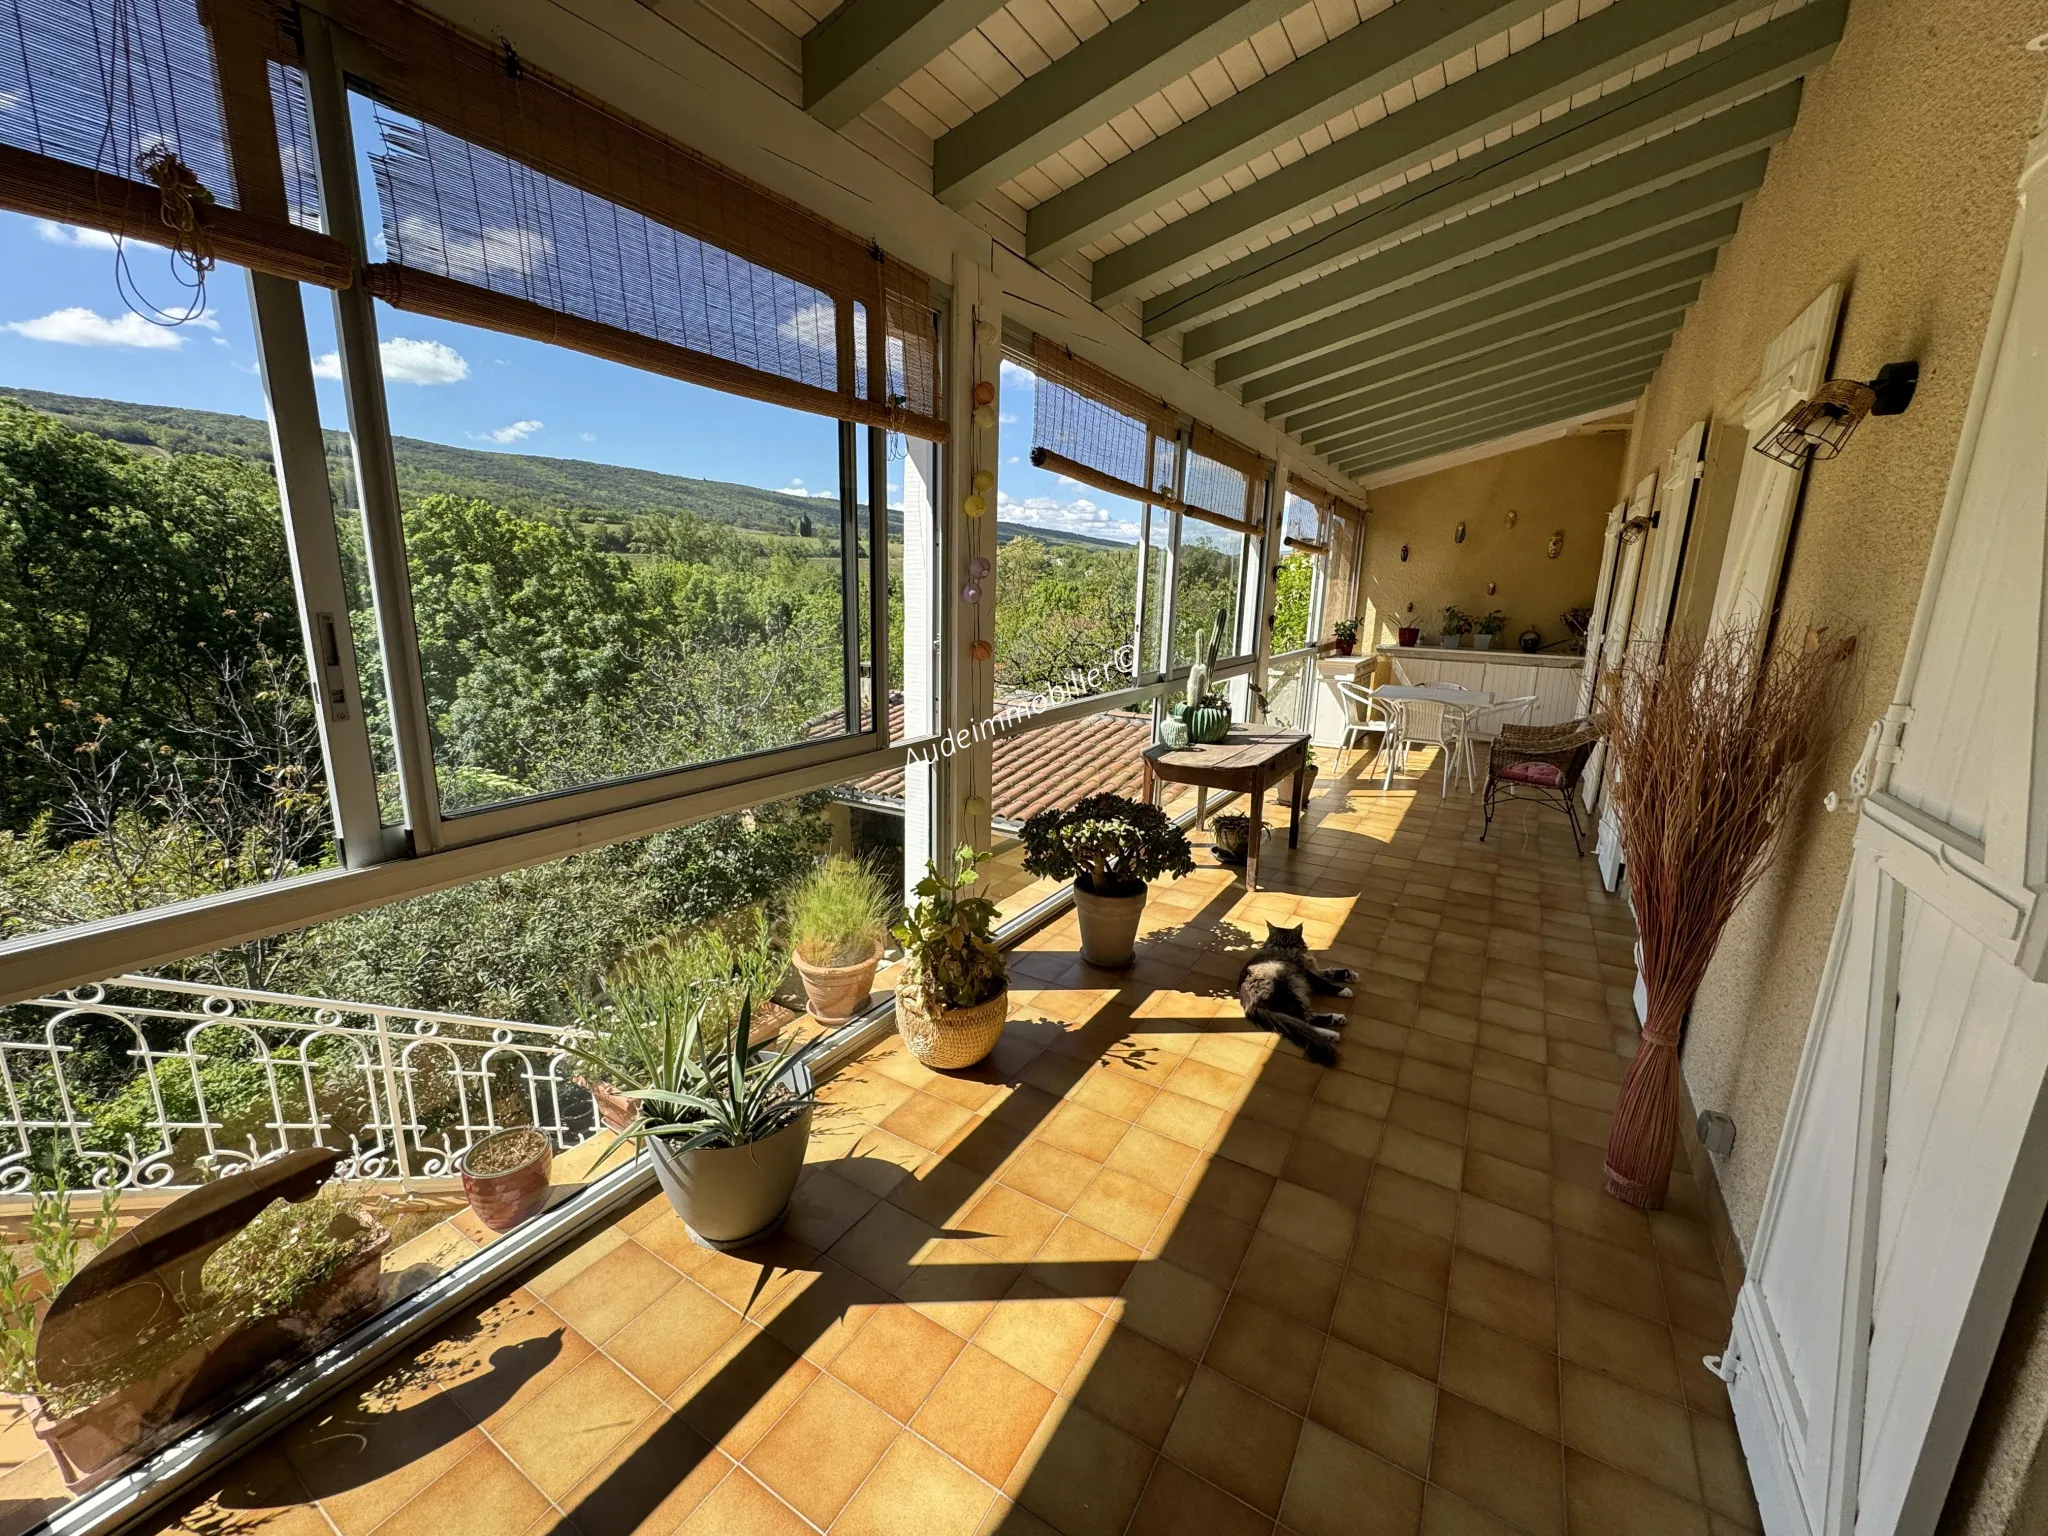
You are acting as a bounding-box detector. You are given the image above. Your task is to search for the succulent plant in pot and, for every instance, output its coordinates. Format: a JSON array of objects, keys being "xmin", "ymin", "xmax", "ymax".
[
  {"xmin": 892, "ymin": 845, "xmax": 1009, "ymax": 1070},
  {"xmin": 1210, "ymin": 811, "xmax": 1259, "ymax": 865},
  {"xmin": 785, "ymin": 852, "xmax": 893, "ymax": 1024},
  {"xmin": 1472, "ymin": 609, "xmax": 1507, "ymax": 651},
  {"xmin": 1019, "ymin": 793, "xmax": 1194, "ymax": 967},
  {"xmin": 568, "ymin": 931, "xmax": 823, "ymax": 1250},
  {"xmin": 1183, "ymin": 607, "xmax": 1233, "ymax": 743}
]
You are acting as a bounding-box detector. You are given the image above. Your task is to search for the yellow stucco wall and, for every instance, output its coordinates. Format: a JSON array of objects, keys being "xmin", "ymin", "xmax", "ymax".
[
  {"xmin": 1358, "ymin": 432, "xmax": 1628, "ymax": 657},
  {"xmin": 1623, "ymin": 0, "xmax": 2045, "ymax": 1258}
]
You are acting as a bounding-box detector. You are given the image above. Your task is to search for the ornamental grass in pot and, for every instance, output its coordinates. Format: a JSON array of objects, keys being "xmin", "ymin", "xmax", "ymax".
[
  {"xmin": 786, "ymin": 853, "xmax": 893, "ymax": 1024},
  {"xmin": 893, "ymin": 846, "xmax": 1009, "ymax": 1070},
  {"xmin": 1019, "ymin": 793, "xmax": 1193, "ymax": 967},
  {"xmin": 568, "ymin": 928, "xmax": 823, "ymax": 1250},
  {"xmin": 1598, "ymin": 624, "xmax": 1855, "ymax": 1209}
]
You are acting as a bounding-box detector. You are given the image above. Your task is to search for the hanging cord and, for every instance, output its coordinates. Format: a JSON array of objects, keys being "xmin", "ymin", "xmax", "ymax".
[{"xmin": 96, "ymin": 0, "xmax": 213, "ymax": 326}]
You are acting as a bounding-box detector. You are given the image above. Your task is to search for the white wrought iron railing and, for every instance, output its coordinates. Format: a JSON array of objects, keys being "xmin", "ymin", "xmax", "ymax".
[{"xmin": 0, "ymin": 975, "xmax": 601, "ymax": 1193}]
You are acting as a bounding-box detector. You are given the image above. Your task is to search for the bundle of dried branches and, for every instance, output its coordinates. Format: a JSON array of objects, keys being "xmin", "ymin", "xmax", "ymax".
[{"xmin": 1599, "ymin": 624, "xmax": 1858, "ymax": 1208}]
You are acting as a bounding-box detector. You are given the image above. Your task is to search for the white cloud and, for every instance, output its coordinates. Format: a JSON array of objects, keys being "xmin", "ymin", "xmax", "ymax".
[
  {"xmin": 994, "ymin": 490, "xmax": 1139, "ymax": 543},
  {"xmin": 998, "ymin": 412, "xmax": 1017, "ymax": 425},
  {"xmin": 5, "ymin": 306, "xmax": 188, "ymax": 349},
  {"xmin": 36, "ymin": 220, "xmax": 119, "ymax": 251},
  {"xmin": 479, "ymin": 419, "xmax": 542, "ymax": 444},
  {"xmin": 778, "ymin": 302, "xmax": 835, "ymax": 351},
  {"xmin": 999, "ymin": 358, "xmax": 1030, "ymax": 382},
  {"xmin": 777, "ymin": 478, "xmax": 837, "ymax": 499},
  {"xmin": 580, "ymin": 432, "xmax": 597, "ymax": 443},
  {"xmin": 313, "ymin": 336, "xmax": 469, "ymax": 385}
]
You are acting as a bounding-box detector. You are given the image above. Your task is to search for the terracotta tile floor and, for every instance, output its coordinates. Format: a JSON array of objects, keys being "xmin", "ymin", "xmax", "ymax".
[{"xmin": 142, "ymin": 748, "xmax": 1759, "ymax": 1536}]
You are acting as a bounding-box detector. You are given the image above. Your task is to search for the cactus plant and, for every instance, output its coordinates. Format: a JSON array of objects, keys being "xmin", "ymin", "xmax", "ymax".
[{"xmin": 1185, "ymin": 606, "xmax": 1228, "ymax": 709}]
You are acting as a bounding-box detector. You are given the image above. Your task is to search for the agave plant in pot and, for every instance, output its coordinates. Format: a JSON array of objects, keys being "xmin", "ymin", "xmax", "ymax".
[
  {"xmin": 568, "ymin": 940, "xmax": 823, "ymax": 1250},
  {"xmin": 893, "ymin": 845, "xmax": 1009, "ymax": 1070},
  {"xmin": 1019, "ymin": 793, "xmax": 1194, "ymax": 967},
  {"xmin": 786, "ymin": 852, "xmax": 893, "ymax": 1024},
  {"xmin": 1183, "ymin": 607, "xmax": 1233, "ymax": 743}
]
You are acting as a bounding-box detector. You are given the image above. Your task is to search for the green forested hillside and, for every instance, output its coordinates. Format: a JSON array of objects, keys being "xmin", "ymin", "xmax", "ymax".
[{"xmin": 0, "ymin": 387, "xmax": 1126, "ymax": 551}]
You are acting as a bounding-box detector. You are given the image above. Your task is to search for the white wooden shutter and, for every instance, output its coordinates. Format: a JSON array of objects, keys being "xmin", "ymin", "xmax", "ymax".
[
  {"xmin": 1708, "ymin": 284, "xmax": 1844, "ymax": 646},
  {"xmin": 1724, "ymin": 97, "xmax": 2048, "ymax": 1536},
  {"xmin": 1575, "ymin": 501, "xmax": 1628, "ymax": 714},
  {"xmin": 1585, "ymin": 472, "xmax": 1656, "ymax": 856}
]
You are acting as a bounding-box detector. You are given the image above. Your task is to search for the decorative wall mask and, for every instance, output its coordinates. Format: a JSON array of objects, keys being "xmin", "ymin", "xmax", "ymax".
[
  {"xmin": 1486, "ymin": 581, "xmax": 1497, "ymax": 596},
  {"xmin": 1454, "ymin": 521, "xmax": 1466, "ymax": 543},
  {"xmin": 1400, "ymin": 544, "xmax": 1410, "ymax": 562},
  {"xmin": 1505, "ymin": 509, "xmax": 1518, "ymax": 527},
  {"xmin": 1547, "ymin": 532, "xmax": 1565, "ymax": 559}
]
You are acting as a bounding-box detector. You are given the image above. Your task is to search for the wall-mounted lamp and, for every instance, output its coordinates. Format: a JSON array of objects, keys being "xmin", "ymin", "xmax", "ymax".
[{"xmin": 1754, "ymin": 361, "xmax": 1919, "ymax": 468}]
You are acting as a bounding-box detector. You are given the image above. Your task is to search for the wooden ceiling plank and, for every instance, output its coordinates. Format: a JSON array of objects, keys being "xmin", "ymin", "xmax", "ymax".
[
  {"xmin": 1022, "ymin": 0, "xmax": 1552, "ymax": 259},
  {"xmin": 1338, "ymin": 381, "xmax": 1650, "ymax": 474},
  {"xmin": 1093, "ymin": 0, "xmax": 1843, "ymax": 303}
]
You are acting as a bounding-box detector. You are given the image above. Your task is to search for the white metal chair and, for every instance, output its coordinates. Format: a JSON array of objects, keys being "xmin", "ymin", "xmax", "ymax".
[
  {"xmin": 1448, "ymin": 695, "xmax": 1538, "ymax": 792},
  {"xmin": 1384, "ymin": 699, "xmax": 1465, "ymax": 796},
  {"xmin": 1336, "ymin": 680, "xmax": 1397, "ymax": 772}
]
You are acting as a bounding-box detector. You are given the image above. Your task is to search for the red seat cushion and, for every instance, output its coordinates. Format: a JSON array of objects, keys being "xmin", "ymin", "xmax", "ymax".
[{"xmin": 1498, "ymin": 760, "xmax": 1565, "ymax": 788}]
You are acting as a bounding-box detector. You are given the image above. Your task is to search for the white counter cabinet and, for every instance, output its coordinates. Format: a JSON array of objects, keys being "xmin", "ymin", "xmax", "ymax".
[{"xmin": 1375, "ymin": 645, "xmax": 1586, "ymax": 730}]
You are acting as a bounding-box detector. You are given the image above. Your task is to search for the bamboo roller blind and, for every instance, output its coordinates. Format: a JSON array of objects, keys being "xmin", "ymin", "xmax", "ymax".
[
  {"xmin": 332, "ymin": 0, "xmax": 944, "ymax": 440},
  {"xmin": 0, "ymin": 0, "xmax": 350, "ymax": 284}
]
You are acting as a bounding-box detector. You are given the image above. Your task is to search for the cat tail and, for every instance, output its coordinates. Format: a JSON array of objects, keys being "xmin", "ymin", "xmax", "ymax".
[{"xmin": 1249, "ymin": 1007, "xmax": 1340, "ymax": 1067}]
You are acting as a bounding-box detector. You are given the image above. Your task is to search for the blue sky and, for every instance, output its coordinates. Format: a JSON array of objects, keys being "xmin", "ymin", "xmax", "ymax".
[
  {"xmin": 0, "ymin": 207, "xmax": 850, "ymax": 500},
  {"xmin": 0, "ymin": 198, "xmax": 1173, "ymax": 545}
]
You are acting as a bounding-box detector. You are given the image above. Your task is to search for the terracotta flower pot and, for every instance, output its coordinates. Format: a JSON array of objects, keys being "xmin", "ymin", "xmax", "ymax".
[
  {"xmin": 647, "ymin": 1070, "xmax": 814, "ymax": 1250},
  {"xmin": 1074, "ymin": 885, "xmax": 1146, "ymax": 967},
  {"xmin": 578, "ymin": 1076, "xmax": 638, "ymax": 1133},
  {"xmin": 791, "ymin": 944, "xmax": 884, "ymax": 1024},
  {"xmin": 460, "ymin": 1128, "xmax": 554, "ymax": 1233}
]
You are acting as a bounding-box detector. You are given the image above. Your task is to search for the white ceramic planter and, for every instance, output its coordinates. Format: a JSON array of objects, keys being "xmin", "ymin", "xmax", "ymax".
[
  {"xmin": 1074, "ymin": 885, "xmax": 1147, "ymax": 966},
  {"xmin": 647, "ymin": 1065, "xmax": 814, "ymax": 1250}
]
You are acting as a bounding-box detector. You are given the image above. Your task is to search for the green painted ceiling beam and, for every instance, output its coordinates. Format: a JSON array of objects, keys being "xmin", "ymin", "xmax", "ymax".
[
  {"xmin": 1024, "ymin": 0, "xmax": 1550, "ymax": 262},
  {"xmin": 932, "ymin": 0, "xmax": 1298, "ymax": 208},
  {"xmin": 803, "ymin": 0, "xmax": 1010, "ymax": 128},
  {"xmin": 1085, "ymin": 0, "xmax": 1771, "ymax": 301},
  {"xmin": 1278, "ymin": 286, "xmax": 1696, "ymax": 436},
  {"xmin": 1215, "ymin": 151, "xmax": 1761, "ymax": 387},
  {"xmin": 1306, "ymin": 333, "xmax": 1676, "ymax": 456},
  {"xmin": 1338, "ymin": 385, "xmax": 1650, "ymax": 476},
  {"xmin": 1320, "ymin": 356, "xmax": 1662, "ymax": 461},
  {"xmin": 1235, "ymin": 207, "xmax": 1737, "ymax": 406},
  {"xmin": 1140, "ymin": 1, "xmax": 1843, "ymax": 334},
  {"xmin": 1287, "ymin": 304, "xmax": 1687, "ymax": 441},
  {"xmin": 1185, "ymin": 90, "xmax": 1792, "ymax": 366}
]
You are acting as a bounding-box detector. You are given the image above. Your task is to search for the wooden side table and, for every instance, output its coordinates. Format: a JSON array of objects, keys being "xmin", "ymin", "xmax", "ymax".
[{"xmin": 1141, "ymin": 725, "xmax": 1310, "ymax": 891}]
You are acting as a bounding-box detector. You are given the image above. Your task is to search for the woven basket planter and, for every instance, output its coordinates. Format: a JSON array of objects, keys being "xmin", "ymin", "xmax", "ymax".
[{"xmin": 895, "ymin": 987, "xmax": 1008, "ymax": 1070}]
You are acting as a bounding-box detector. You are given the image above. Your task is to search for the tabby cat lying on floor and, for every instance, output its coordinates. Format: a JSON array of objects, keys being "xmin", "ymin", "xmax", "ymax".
[{"xmin": 1237, "ymin": 922, "xmax": 1353, "ymax": 1066}]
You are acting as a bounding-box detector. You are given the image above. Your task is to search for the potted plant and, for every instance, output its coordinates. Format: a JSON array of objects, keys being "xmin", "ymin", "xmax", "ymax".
[
  {"xmin": 1210, "ymin": 811, "xmax": 1258, "ymax": 866},
  {"xmin": 1184, "ymin": 607, "xmax": 1232, "ymax": 743},
  {"xmin": 1472, "ymin": 609, "xmax": 1507, "ymax": 651},
  {"xmin": 1019, "ymin": 793, "xmax": 1194, "ymax": 966},
  {"xmin": 1298, "ymin": 745, "xmax": 1319, "ymax": 803},
  {"xmin": 785, "ymin": 852, "xmax": 892, "ymax": 1024},
  {"xmin": 1438, "ymin": 606, "xmax": 1466, "ymax": 647},
  {"xmin": 569, "ymin": 941, "xmax": 823, "ymax": 1249},
  {"xmin": 1331, "ymin": 618, "xmax": 1359, "ymax": 657},
  {"xmin": 893, "ymin": 845, "xmax": 1009, "ymax": 1069},
  {"xmin": 459, "ymin": 1127, "xmax": 553, "ymax": 1233},
  {"xmin": 1397, "ymin": 621, "xmax": 1421, "ymax": 647}
]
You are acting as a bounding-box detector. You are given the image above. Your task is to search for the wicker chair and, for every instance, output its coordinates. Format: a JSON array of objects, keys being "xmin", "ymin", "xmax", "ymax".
[{"xmin": 1481, "ymin": 719, "xmax": 1603, "ymax": 854}]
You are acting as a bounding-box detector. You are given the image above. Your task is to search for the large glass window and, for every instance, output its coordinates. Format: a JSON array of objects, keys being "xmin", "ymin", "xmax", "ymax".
[
  {"xmin": 1172, "ymin": 520, "xmax": 1248, "ymax": 668},
  {"xmin": 0, "ymin": 212, "xmax": 344, "ymax": 951},
  {"xmin": 1271, "ymin": 492, "xmax": 1324, "ymax": 655},
  {"xmin": 991, "ymin": 358, "xmax": 1144, "ymax": 702}
]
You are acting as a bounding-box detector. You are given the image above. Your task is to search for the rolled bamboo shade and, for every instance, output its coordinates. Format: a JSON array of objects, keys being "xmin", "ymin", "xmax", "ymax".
[
  {"xmin": 0, "ymin": 0, "xmax": 352, "ymax": 285},
  {"xmin": 330, "ymin": 0, "xmax": 943, "ymax": 440},
  {"xmin": 1029, "ymin": 335, "xmax": 1184, "ymax": 508},
  {"xmin": 1183, "ymin": 424, "xmax": 1267, "ymax": 529}
]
